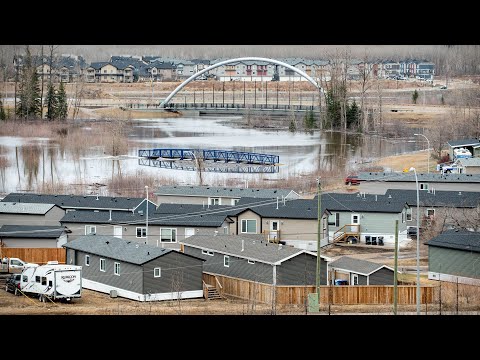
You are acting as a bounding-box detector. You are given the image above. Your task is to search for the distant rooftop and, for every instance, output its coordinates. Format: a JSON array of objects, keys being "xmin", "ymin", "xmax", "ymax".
[
  {"xmin": 447, "ymin": 139, "xmax": 480, "ymax": 148},
  {"xmin": 328, "ymin": 256, "xmax": 392, "ymax": 276},
  {"xmin": 0, "ymin": 225, "xmax": 67, "ymax": 239},
  {"xmin": 425, "ymin": 230, "xmax": 480, "ymax": 253},
  {"xmin": 155, "ymin": 186, "xmax": 298, "ymax": 199},
  {"xmin": 0, "ymin": 202, "xmax": 57, "ymax": 215},
  {"xmin": 358, "ymin": 172, "xmax": 480, "ymax": 183}
]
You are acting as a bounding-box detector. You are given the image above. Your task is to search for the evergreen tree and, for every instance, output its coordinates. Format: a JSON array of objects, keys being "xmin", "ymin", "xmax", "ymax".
[
  {"xmin": 325, "ymin": 88, "xmax": 342, "ymax": 128},
  {"xmin": 16, "ymin": 46, "xmax": 41, "ymax": 119},
  {"xmin": 304, "ymin": 109, "xmax": 316, "ymax": 130},
  {"xmin": 45, "ymin": 82, "xmax": 57, "ymax": 120},
  {"xmin": 0, "ymin": 100, "xmax": 6, "ymax": 120},
  {"xmin": 412, "ymin": 89, "xmax": 419, "ymax": 104},
  {"xmin": 56, "ymin": 82, "xmax": 68, "ymax": 120},
  {"xmin": 289, "ymin": 119, "xmax": 296, "ymax": 132},
  {"xmin": 346, "ymin": 100, "xmax": 360, "ymax": 129}
]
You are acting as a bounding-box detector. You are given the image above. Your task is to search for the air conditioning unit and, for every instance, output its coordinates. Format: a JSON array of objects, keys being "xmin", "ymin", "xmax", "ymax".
[{"xmin": 110, "ymin": 290, "xmax": 118, "ymax": 298}]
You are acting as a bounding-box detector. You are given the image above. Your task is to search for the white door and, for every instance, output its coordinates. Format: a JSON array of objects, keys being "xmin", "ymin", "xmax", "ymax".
[
  {"xmin": 351, "ymin": 274, "xmax": 359, "ymax": 286},
  {"xmin": 270, "ymin": 220, "xmax": 279, "ymax": 241},
  {"xmin": 114, "ymin": 226, "xmax": 122, "ymax": 239},
  {"xmin": 351, "ymin": 214, "xmax": 360, "ymax": 232}
]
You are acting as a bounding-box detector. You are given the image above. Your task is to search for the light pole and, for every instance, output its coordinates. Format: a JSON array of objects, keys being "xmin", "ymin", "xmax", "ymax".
[
  {"xmin": 145, "ymin": 185, "xmax": 149, "ymax": 246},
  {"xmin": 414, "ymin": 133, "xmax": 430, "ymax": 173},
  {"xmin": 409, "ymin": 167, "xmax": 421, "ymax": 315}
]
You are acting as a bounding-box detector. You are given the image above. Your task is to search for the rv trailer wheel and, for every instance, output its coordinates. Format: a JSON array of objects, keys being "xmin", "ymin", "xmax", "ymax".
[{"xmin": 39, "ymin": 294, "xmax": 45, "ymax": 302}]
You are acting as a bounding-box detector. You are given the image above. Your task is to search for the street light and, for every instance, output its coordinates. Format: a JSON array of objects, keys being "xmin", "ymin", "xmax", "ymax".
[
  {"xmin": 408, "ymin": 167, "xmax": 421, "ymax": 315},
  {"xmin": 414, "ymin": 133, "xmax": 430, "ymax": 173}
]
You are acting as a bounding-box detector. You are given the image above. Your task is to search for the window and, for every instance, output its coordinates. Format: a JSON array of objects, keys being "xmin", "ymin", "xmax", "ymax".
[
  {"xmin": 41, "ymin": 277, "xmax": 47, "ymax": 286},
  {"xmin": 352, "ymin": 274, "xmax": 359, "ymax": 286},
  {"xmin": 248, "ymin": 260, "xmax": 255, "ymax": 264},
  {"xmin": 49, "ymin": 281, "xmax": 53, "ymax": 287},
  {"xmin": 85, "ymin": 255, "xmax": 90, "ymax": 266},
  {"xmin": 352, "ymin": 214, "xmax": 360, "ymax": 224},
  {"xmin": 426, "ymin": 209, "xmax": 435, "ymax": 218},
  {"xmin": 136, "ymin": 227, "xmax": 147, "ymax": 238},
  {"xmin": 406, "ymin": 208, "xmax": 412, "ymax": 221},
  {"xmin": 160, "ymin": 228, "xmax": 177, "ymax": 242},
  {"xmin": 114, "ymin": 262, "xmax": 120, "ymax": 276},
  {"xmin": 154, "ymin": 267, "xmax": 161, "ymax": 278},
  {"xmin": 224, "ymin": 255, "xmax": 230, "ymax": 267},
  {"xmin": 210, "ymin": 198, "xmax": 220, "ymax": 205},
  {"xmin": 35, "ymin": 276, "xmax": 40, "ymax": 283},
  {"xmin": 223, "ymin": 226, "xmax": 229, "ymax": 235},
  {"xmin": 22, "ymin": 276, "xmax": 28, "ymax": 282},
  {"xmin": 232, "ymin": 199, "xmax": 239, "ymax": 205},
  {"xmin": 420, "ymin": 183, "xmax": 429, "ymax": 190},
  {"xmin": 241, "ymin": 219, "xmax": 257, "ymax": 233},
  {"xmin": 85, "ymin": 225, "xmax": 96, "ymax": 235},
  {"xmin": 100, "ymin": 258, "xmax": 106, "ymax": 272},
  {"xmin": 185, "ymin": 228, "xmax": 195, "ymax": 239},
  {"xmin": 328, "ymin": 212, "xmax": 340, "ymax": 226},
  {"xmin": 202, "ymin": 250, "xmax": 214, "ymax": 256}
]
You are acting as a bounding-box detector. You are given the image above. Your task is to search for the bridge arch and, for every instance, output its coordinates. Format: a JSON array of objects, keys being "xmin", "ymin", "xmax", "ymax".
[{"xmin": 160, "ymin": 57, "xmax": 323, "ymax": 107}]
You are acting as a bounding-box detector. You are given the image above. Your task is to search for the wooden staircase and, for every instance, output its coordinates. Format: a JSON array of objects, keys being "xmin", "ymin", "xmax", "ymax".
[
  {"xmin": 333, "ymin": 224, "xmax": 360, "ymax": 243},
  {"xmin": 203, "ymin": 278, "xmax": 223, "ymax": 300}
]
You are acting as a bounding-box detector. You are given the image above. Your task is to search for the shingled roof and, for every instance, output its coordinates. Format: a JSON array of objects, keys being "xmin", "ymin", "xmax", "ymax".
[
  {"xmin": 357, "ymin": 172, "xmax": 480, "ymax": 183},
  {"xmin": 328, "ymin": 256, "xmax": 393, "ymax": 275},
  {"xmin": 0, "ymin": 225, "xmax": 67, "ymax": 239},
  {"xmin": 0, "ymin": 202, "xmax": 57, "ymax": 215},
  {"xmin": 425, "ymin": 230, "xmax": 480, "ymax": 253},
  {"xmin": 384, "ymin": 189, "xmax": 480, "ymax": 207},
  {"xmin": 154, "ymin": 185, "xmax": 298, "ymax": 199}
]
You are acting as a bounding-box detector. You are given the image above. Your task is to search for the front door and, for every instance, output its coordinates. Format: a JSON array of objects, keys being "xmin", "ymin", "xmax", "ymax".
[
  {"xmin": 270, "ymin": 220, "xmax": 279, "ymax": 242},
  {"xmin": 351, "ymin": 273, "xmax": 359, "ymax": 286},
  {"xmin": 351, "ymin": 214, "xmax": 360, "ymax": 232},
  {"xmin": 114, "ymin": 226, "xmax": 122, "ymax": 239}
]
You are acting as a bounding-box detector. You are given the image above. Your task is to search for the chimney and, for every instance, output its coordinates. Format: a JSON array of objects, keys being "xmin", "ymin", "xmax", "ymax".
[
  {"xmin": 276, "ymin": 197, "xmax": 279, "ymax": 210},
  {"xmin": 109, "ymin": 209, "xmax": 112, "ymax": 221},
  {"xmin": 241, "ymin": 239, "xmax": 244, "ymax": 252},
  {"xmin": 283, "ymin": 196, "xmax": 286, "ymax": 206},
  {"xmin": 375, "ymin": 195, "xmax": 377, "ymax": 201}
]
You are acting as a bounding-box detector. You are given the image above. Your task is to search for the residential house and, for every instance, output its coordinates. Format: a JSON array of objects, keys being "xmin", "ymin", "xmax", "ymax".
[
  {"xmin": 84, "ymin": 62, "xmax": 134, "ymax": 83},
  {"xmin": 426, "ymin": 230, "xmax": 480, "ymax": 285},
  {"xmin": 455, "ymin": 157, "xmax": 480, "ymax": 174},
  {"xmin": 328, "ymin": 256, "xmax": 395, "ymax": 285},
  {"xmin": 60, "ymin": 207, "xmax": 232, "ymax": 249},
  {"xmin": 14, "ymin": 54, "xmax": 87, "ymax": 83},
  {"xmin": 447, "ymin": 139, "xmax": 480, "ymax": 160},
  {"xmin": 2, "ymin": 193, "xmax": 157, "ymax": 213},
  {"xmin": 383, "ymin": 60, "xmax": 401, "ymax": 78},
  {"xmin": 0, "ymin": 202, "xmax": 65, "ymax": 227},
  {"xmin": 181, "ymin": 234, "xmax": 329, "ymax": 286},
  {"xmin": 0, "ymin": 225, "xmax": 69, "ymax": 248},
  {"xmin": 415, "ymin": 61, "xmax": 435, "ymax": 80},
  {"xmin": 154, "ymin": 185, "xmax": 299, "ymax": 206},
  {"xmin": 141, "ymin": 61, "xmax": 177, "ymax": 82},
  {"xmin": 64, "ymin": 235, "xmax": 205, "ymax": 301},
  {"xmin": 357, "ymin": 171, "xmax": 480, "ymax": 193}
]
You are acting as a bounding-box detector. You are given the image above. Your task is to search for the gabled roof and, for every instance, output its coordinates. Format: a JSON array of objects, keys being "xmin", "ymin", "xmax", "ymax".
[
  {"xmin": 357, "ymin": 172, "xmax": 480, "ymax": 183},
  {"xmin": 181, "ymin": 234, "xmax": 321, "ymax": 265},
  {"xmin": 425, "ymin": 230, "xmax": 480, "ymax": 253},
  {"xmin": 447, "ymin": 139, "xmax": 480, "ymax": 147},
  {"xmin": 60, "ymin": 210, "xmax": 229, "ymax": 227},
  {"xmin": 0, "ymin": 202, "xmax": 57, "ymax": 215},
  {"xmin": 2, "ymin": 193, "xmax": 149, "ymax": 211},
  {"xmin": 0, "ymin": 225, "xmax": 67, "ymax": 239},
  {"xmin": 89, "ymin": 62, "xmax": 111, "ymax": 70},
  {"xmin": 328, "ymin": 256, "xmax": 393, "ymax": 276},
  {"xmin": 63, "ymin": 235, "xmax": 180, "ymax": 265},
  {"xmin": 155, "ymin": 185, "xmax": 298, "ymax": 199},
  {"xmin": 455, "ymin": 157, "xmax": 480, "ymax": 167},
  {"xmin": 384, "ymin": 189, "xmax": 480, "ymax": 208}
]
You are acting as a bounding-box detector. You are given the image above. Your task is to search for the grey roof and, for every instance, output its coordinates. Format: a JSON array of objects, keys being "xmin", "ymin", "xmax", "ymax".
[
  {"xmin": 64, "ymin": 235, "xmax": 178, "ymax": 265},
  {"xmin": 89, "ymin": 62, "xmax": 111, "ymax": 70},
  {"xmin": 384, "ymin": 189, "xmax": 480, "ymax": 208},
  {"xmin": 154, "ymin": 203, "xmax": 233, "ymax": 214},
  {"xmin": 60, "ymin": 210, "xmax": 229, "ymax": 227},
  {"xmin": 155, "ymin": 185, "xmax": 297, "ymax": 199},
  {"xmin": 0, "ymin": 202, "xmax": 56, "ymax": 214},
  {"xmin": 357, "ymin": 171, "xmax": 480, "ymax": 183},
  {"xmin": 455, "ymin": 157, "xmax": 480, "ymax": 167},
  {"xmin": 328, "ymin": 256, "xmax": 391, "ymax": 276},
  {"xmin": 181, "ymin": 234, "xmax": 310, "ymax": 265},
  {"xmin": 0, "ymin": 225, "xmax": 67, "ymax": 239},
  {"xmin": 2, "ymin": 193, "xmax": 149, "ymax": 211},
  {"xmin": 425, "ymin": 230, "xmax": 480, "ymax": 253},
  {"xmin": 447, "ymin": 139, "xmax": 480, "ymax": 147}
]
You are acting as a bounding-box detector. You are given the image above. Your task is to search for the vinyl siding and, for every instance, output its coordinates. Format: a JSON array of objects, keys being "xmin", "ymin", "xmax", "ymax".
[
  {"xmin": 72, "ymin": 250, "xmax": 143, "ymax": 293},
  {"xmin": 429, "ymin": 246, "xmax": 480, "ymax": 279},
  {"xmin": 143, "ymin": 251, "xmax": 203, "ymax": 294},
  {"xmin": 183, "ymin": 245, "xmax": 273, "ymax": 284},
  {"xmin": 368, "ymin": 267, "xmax": 395, "ymax": 285},
  {"xmin": 359, "ymin": 181, "xmax": 480, "ymax": 194},
  {"xmin": 237, "ymin": 210, "xmax": 261, "ymax": 234},
  {"xmin": 0, "ymin": 212, "xmax": 63, "ymax": 227},
  {"xmin": 358, "ymin": 274, "xmax": 368, "ymax": 285},
  {"xmin": 0, "ymin": 238, "xmax": 58, "ymax": 248},
  {"xmin": 276, "ymin": 253, "xmax": 327, "ymax": 285},
  {"xmin": 262, "ymin": 218, "xmax": 317, "ymax": 241}
]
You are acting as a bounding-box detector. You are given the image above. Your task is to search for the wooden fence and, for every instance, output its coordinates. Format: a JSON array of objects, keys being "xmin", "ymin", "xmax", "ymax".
[
  {"xmin": 0, "ymin": 248, "xmax": 66, "ymax": 264},
  {"xmin": 203, "ymin": 272, "xmax": 434, "ymax": 305}
]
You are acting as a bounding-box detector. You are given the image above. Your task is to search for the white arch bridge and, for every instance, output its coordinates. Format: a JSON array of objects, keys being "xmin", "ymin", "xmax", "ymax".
[{"xmin": 159, "ymin": 57, "xmax": 324, "ymax": 108}]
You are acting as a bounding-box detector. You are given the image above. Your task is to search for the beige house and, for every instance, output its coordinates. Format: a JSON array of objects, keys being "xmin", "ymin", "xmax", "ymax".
[
  {"xmin": 85, "ymin": 62, "xmax": 134, "ymax": 83},
  {"xmin": 455, "ymin": 157, "xmax": 480, "ymax": 174},
  {"xmin": 0, "ymin": 202, "xmax": 65, "ymax": 227}
]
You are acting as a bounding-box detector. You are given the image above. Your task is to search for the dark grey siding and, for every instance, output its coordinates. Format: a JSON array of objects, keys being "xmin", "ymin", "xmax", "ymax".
[
  {"xmin": 429, "ymin": 246, "xmax": 479, "ymax": 279},
  {"xmin": 183, "ymin": 246, "xmax": 273, "ymax": 284},
  {"xmin": 368, "ymin": 267, "xmax": 395, "ymax": 285},
  {"xmin": 276, "ymin": 254, "xmax": 327, "ymax": 285},
  {"xmin": 74, "ymin": 250, "xmax": 143, "ymax": 293},
  {"xmin": 358, "ymin": 274, "xmax": 368, "ymax": 285},
  {"xmin": 143, "ymin": 251, "xmax": 203, "ymax": 294}
]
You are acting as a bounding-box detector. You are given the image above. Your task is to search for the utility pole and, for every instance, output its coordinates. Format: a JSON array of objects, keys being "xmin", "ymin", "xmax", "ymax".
[
  {"xmin": 394, "ymin": 219, "xmax": 399, "ymax": 315},
  {"xmin": 316, "ymin": 178, "xmax": 322, "ymax": 310},
  {"xmin": 212, "ymin": 83, "xmax": 215, "ymax": 106},
  {"xmin": 243, "ymin": 80, "xmax": 246, "ymax": 108},
  {"xmin": 222, "ymin": 81, "xmax": 225, "ymax": 107},
  {"xmin": 145, "ymin": 185, "xmax": 149, "ymax": 246},
  {"xmin": 265, "ymin": 80, "xmax": 268, "ymax": 107},
  {"xmin": 254, "ymin": 80, "xmax": 256, "ymax": 108}
]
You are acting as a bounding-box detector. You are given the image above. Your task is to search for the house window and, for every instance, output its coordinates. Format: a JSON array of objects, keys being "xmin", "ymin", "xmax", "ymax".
[
  {"xmin": 85, "ymin": 225, "xmax": 96, "ymax": 235},
  {"xmin": 231, "ymin": 199, "xmax": 239, "ymax": 205},
  {"xmin": 352, "ymin": 214, "xmax": 360, "ymax": 225},
  {"xmin": 223, "ymin": 226, "xmax": 229, "ymax": 235},
  {"xmin": 352, "ymin": 274, "xmax": 359, "ymax": 285},
  {"xmin": 248, "ymin": 260, "xmax": 255, "ymax": 264},
  {"xmin": 419, "ymin": 183, "xmax": 429, "ymax": 190},
  {"xmin": 114, "ymin": 262, "xmax": 120, "ymax": 276},
  {"xmin": 426, "ymin": 209, "xmax": 435, "ymax": 218},
  {"xmin": 100, "ymin": 258, "xmax": 106, "ymax": 272},
  {"xmin": 202, "ymin": 250, "xmax": 214, "ymax": 256},
  {"xmin": 406, "ymin": 208, "xmax": 412, "ymax": 221},
  {"xmin": 185, "ymin": 228, "xmax": 195, "ymax": 239},
  {"xmin": 36, "ymin": 276, "xmax": 40, "ymax": 283},
  {"xmin": 224, "ymin": 255, "xmax": 230, "ymax": 267},
  {"xmin": 136, "ymin": 227, "xmax": 147, "ymax": 238},
  {"xmin": 210, "ymin": 198, "xmax": 220, "ymax": 205},
  {"xmin": 160, "ymin": 228, "xmax": 177, "ymax": 242},
  {"xmin": 241, "ymin": 219, "xmax": 257, "ymax": 233},
  {"xmin": 328, "ymin": 212, "xmax": 340, "ymax": 226},
  {"xmin": 154, "ymin": 267, "xmax": 161, "ymax": 278},
  {"xmin": 85, "ymin": 255, "xmax": 90, "ymax": 266}
]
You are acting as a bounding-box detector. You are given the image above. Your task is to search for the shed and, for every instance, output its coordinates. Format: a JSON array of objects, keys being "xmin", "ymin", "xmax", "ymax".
[{"xmin": 328, "ymin": 256, "xmax": 395, "ymax": 285}]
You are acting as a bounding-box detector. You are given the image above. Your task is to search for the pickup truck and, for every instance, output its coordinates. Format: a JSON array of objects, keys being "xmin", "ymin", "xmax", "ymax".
[{"xmin": 0, "ymin": 257, "xmax": 32, "ymax": 273}]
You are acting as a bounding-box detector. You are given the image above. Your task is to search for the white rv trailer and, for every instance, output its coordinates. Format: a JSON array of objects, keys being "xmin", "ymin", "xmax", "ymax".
[{"xmin": 21, "ymin": 261, "xmax": 82, "ymax": 302}]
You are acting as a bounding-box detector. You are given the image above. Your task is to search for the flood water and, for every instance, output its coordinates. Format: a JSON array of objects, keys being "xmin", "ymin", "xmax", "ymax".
[{"xmin": 0, "ymin": 116, "xmax": 419, "ymax": 194}]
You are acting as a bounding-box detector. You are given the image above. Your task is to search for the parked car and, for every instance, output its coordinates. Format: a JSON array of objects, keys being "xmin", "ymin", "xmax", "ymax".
[
  {"xmin": 440, "ymin": 85, "xmax": 447, "ymax": 90},
  {"xmin": 5, "ymin": 273, "xmax": 22, "ymax": 295},
  {"xmin": 334, "ymin": 279, "xmax": 349, "ymax": 286},
  {"xmin": 345, "ymin": 175, "xmax": 360, "ymax": 185}
]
